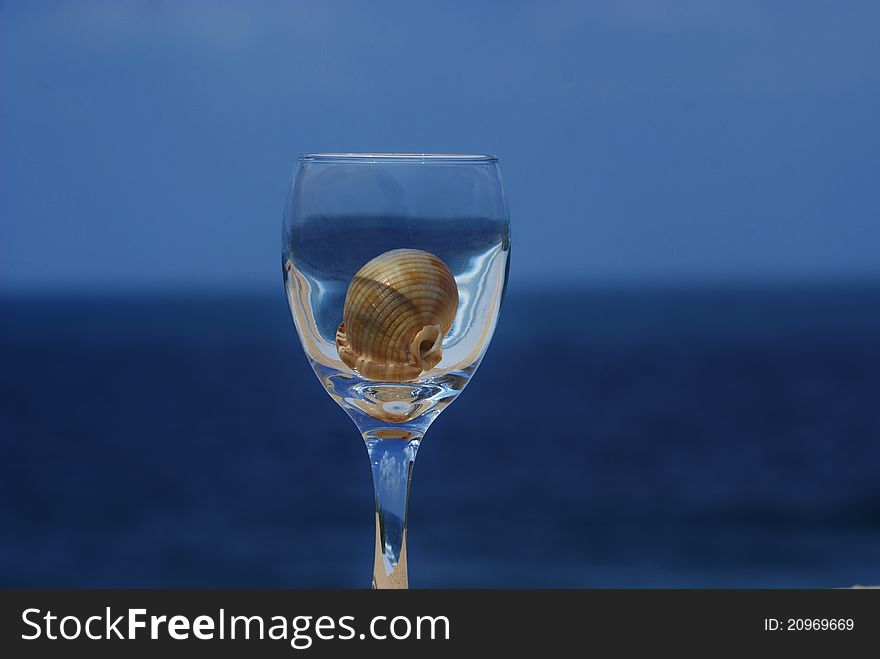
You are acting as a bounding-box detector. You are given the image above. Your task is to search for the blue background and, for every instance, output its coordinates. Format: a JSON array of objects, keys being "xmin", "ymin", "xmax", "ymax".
[{"xmin": 1, "ymin": 1, "xmax": 879, "ymax": 586}]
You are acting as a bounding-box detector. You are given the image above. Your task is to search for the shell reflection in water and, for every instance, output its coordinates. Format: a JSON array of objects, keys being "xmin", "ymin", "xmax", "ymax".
[{"xmin": 335, "ymin": 249, "xmax": 459, "ymax": 383}]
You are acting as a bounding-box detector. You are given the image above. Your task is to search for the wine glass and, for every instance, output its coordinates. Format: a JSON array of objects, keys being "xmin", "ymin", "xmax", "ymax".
[{"xmin": 282, "ymin": 153, "xmax": 510, "ymax": 588}]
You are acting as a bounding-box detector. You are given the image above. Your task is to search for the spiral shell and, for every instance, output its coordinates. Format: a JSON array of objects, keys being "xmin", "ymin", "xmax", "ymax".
[{"xmin": 336, "ymin": 249, "xmax": 459, "ymax": 382}]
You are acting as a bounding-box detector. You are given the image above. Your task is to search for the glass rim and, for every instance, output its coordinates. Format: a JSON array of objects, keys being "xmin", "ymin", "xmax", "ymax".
[{"xmin": 298, "ymin": 152, "xmax": 498, "ymax": 164}]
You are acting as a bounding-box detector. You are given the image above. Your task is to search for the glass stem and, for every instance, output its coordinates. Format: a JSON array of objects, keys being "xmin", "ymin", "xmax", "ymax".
[{"xmin": 365, "ymin": 432, "xmax": 421, "ymax": 589}]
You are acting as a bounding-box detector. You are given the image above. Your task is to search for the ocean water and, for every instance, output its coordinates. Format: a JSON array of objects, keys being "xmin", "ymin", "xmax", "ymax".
[{"xmin": 1, "ymin": 286, "xmax": 879, "ymax": 588}]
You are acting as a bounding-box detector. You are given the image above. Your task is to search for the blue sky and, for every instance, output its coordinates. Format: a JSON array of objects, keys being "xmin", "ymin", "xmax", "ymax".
[{"xmin": 2, "ymin": 0, "xmax": 879, "ymax": 291}]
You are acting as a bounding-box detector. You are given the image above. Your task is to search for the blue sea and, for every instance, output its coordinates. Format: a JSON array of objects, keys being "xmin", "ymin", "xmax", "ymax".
[{"xmin": 1, "ymin": 286, "xmax": 879, "ymax": 587}]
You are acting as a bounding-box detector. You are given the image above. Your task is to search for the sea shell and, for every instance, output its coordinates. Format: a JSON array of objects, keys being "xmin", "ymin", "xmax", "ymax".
[{"xmin": 336, "ymin": 249, "xmax": 459, "ymax": 382}]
